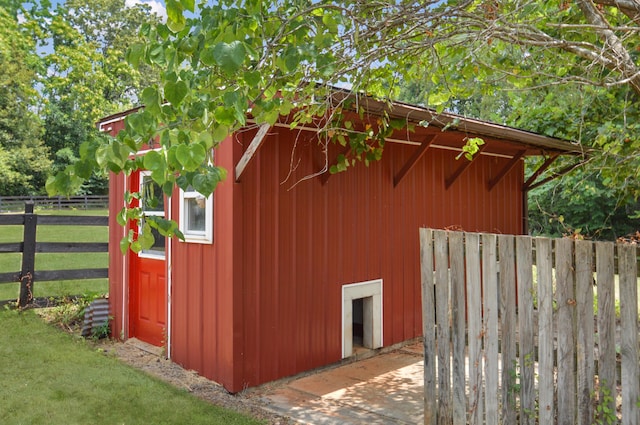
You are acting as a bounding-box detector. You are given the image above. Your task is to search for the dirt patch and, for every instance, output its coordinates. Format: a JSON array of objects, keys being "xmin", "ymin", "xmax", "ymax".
[{"xmin": 94, "ymin": 338, "xmax": 291, "ymax": 424}]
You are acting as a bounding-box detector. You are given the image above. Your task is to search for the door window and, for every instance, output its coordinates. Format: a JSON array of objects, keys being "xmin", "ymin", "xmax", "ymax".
[{"xmin": 139, "ymin": 172, "xmax": 165, "ymax": 258}]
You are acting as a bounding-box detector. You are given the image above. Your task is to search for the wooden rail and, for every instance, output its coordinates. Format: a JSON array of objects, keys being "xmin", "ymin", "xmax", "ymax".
[
  {"xmin": 420, "ymin": 229, "xmax": 640, "ymax": 425},
  {"xmin": 0, "ymin": 202, "xmax": 108, "ymax": 307},
  {"xmin": 0, "ymin": 195, "xmax": 108, "ymax": 213}
]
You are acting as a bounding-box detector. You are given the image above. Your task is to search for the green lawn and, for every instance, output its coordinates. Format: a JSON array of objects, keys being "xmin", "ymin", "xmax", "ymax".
[
  {"xmin": 0, "ymin": 209, "xmax": 109, "ymax": 302},
  {"xmin": 0, "ymin": 309, "xmax": 262, "ymax": 425}
]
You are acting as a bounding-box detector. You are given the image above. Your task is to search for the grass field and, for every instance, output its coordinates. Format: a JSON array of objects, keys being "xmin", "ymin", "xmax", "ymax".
[
  {"xmin": 0, "ymin": 309, "xmax": 262, "ymax": 425},
  {"xmin": 0, "ymin": 209, "xmax": 109, "ymax": 302}
]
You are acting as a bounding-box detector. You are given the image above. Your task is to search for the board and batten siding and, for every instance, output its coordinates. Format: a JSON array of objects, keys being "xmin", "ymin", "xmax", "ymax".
[
  {"xmin": 228, "ymin": 124, "xmax": 525, "ymax": 391},
  {"xmin": 169, "ymin": 135, "xmax": 238, "ymax": 390},
  {"xmin": 108, "ymin": 115, "xmax": 529, "ymax": 393},
  {"xmin": 107, "ymin": 117, "xmax": 128, "ymax": 341}
]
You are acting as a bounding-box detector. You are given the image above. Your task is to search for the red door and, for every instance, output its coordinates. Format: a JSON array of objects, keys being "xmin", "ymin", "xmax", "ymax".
[{"xmin": 128, "ymin": 171, "xmax": 167, "ymax": 347}]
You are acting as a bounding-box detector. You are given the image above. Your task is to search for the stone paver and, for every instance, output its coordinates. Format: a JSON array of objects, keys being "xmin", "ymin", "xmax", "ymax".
[{"xmin": 256, "ymin": 344, "xmax": 425, "ymax": 424}]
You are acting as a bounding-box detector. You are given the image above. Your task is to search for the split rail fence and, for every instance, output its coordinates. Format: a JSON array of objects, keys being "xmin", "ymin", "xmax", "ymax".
[
  {"xmin": 419, "ymin": 229, "xmax": 640, "ymax": 425},
  {"xmin": 0, "ymin": 195, "xmax": 108, "ymax": 213},
  {"xmin": 0, "ymin": 202, "xmax": 108, "ymax": 307}
]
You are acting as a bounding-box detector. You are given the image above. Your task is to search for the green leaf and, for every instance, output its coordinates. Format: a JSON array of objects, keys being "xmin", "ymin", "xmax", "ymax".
[
  {"xmin": 176, "ymin": 143, "xmax": 206, "ymax": 171},
  {"xmin": 212, "ymin": 124, "xmax": 229, "ymax": 142},
  {"xmin": 141, "ymin": 87, "xmax": 161, "ymax": 115},
  {"xmin": 164, "ymin": 80, "xmax": 188, "ymax": 106},
  {"xmin": 192, "ymin": 171, "xmax": 220, "ymax": 198},
  {"xmin": 180, "ymin": 0, "xmax": 195, "ymax": 13},
  {"xmin": 197, "ymin": 131, "xmax": 213, "ymax": 149},
  {"xmin": 213, "ymin": 106, "xmax": 237, "ymax": 126},
  {"xmin": 143, "ymin": 150, "xmax": 165, "ymax": 171},
  {"xmin": 126, "ymin": 43, "xmax": 145, "ymax": 68},
  {"xmin": 148, "ymin": 44, "xmax": 166, "ymax": 66},
  {"xmin": 200, "ymin": 46, "xmax": 217, "ymax": 66},
  {"xmin": 139, "ymin": 222, "xmax": 155, "ymax": 250},
  {"xmin": 284, "ymin": 47, "xmax": 300, "ymax": 72},
  {"xmin": 244, "ymin": 70, "xmax": 261, "ymax": 86},
  {"xmin": 213, "ymin": 41, "xmax": 246, "ymax": 74},
  {"xmin": 166, "ymin": 0, "xmax": 186, "ymax": 33},
  {"xmin": 45, "ymin": 170, "xmax": 83, "ymax": 197},
  {"xmin": 74, "ymin": 159, "xmax": 93, "ymax": 179},
  {"xmin": 120, "ymin": 230, "xmax": 134, "ymax": 255},
  {"xmin": 116, "ymin": 207, "xmax": 128, "ymax": 227},
  {"xmin": 131, "ymin": 240, "xmax": 142, "ymax": 253},
  {"xmin": 162, "ymin": 181, "xmax": 174, "ymax": 197}
]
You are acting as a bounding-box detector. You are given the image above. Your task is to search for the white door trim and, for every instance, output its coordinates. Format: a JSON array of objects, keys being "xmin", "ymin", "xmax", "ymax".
[{"xmin": 341, "ymin": 279, "xmax": 383, "ymax": 358}]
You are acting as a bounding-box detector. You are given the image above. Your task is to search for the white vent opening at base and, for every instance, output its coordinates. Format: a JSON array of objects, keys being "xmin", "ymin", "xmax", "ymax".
[{"xmin": 342, "ymin": 279, "xmax": 383, "ymax": 358}]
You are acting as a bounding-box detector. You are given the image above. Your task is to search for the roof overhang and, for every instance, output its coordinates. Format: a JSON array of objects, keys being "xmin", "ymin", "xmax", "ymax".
[
  {"xmin": 97, "ymin": 89, "xmax": 590, "ymax": 190},
  {"xmin": 327, "ymin": 90, "xmax": 589, "ymax": 191},
  {"xmin": 329, "ymin": 90, "xmax": 586, "ymax": 157}
]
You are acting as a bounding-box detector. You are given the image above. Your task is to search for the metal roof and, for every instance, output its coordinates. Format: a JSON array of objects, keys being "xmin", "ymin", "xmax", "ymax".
[
  {"xmin": 329, "ymin": 90, "xmax": 586, "ymax": 156},
  {"xmin": 98, "ymin": 91, "xmax": 586, "ymax": 156}
]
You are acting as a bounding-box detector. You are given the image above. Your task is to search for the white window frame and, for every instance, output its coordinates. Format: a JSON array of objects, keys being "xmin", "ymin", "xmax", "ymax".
[{"xmin": 179, "ymin": 187, "xmax": 213, "ymax": 244}]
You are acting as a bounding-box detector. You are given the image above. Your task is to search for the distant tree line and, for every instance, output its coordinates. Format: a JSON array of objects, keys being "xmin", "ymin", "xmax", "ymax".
[{"xmin": 0, "ymin": 0, "xmax": 160, "ymax": 196}]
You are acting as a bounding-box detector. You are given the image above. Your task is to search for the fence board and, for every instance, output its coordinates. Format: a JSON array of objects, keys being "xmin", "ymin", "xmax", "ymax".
[
  {"xmin": 555, "ymin": 238, "xmax": 576, "ymax": 425},
  {"xmin": 0, "ymin": 272, "xmax": 20, "ymax": 284},
  {"xmin": 0, "ymin": 242, "xmax": 108, "ymax": 254},
  {"xmin": 595, "ymin": 242, "xmax": 616, "ymax": 417},
  {"xmin": 516, "ymin": 235, "xmax": 535, "ymax": 425},
  {"xmin": 419, "ymin": 228, "xmax": 436, "ymax": 425},
  {"xmin": 536, "ymin": 237, "xmax": 554, "ymax": 424},
  {"xmin": 575, "ymin": 240, "xmax": 595, "ymax": 425},
  {"xmin": 35, "ymin": 242, "xmax": 108, "ymax": 253},
  {"xmin": 618, "ymin": 243, "xmax": 640, "ymax": 425},
  {"xmin": 449, "ymin": 231, "xmax": 466, "ymax": 425},
  {"xmin": 0, "ymin": 195, "xmax": 108, "ymax": 212},
  {"xmin": 434, "ymin": 230, "xmax": 451, "ymax": 425},
  {"xmin": 0, "ymin": 215, "xmax": 25, "ymax": 225},
  {"xmin": 35, "ymin": 268, "xmax": 108, "ymax": 281},
  {"xmin": 465, "ymin": 232, "xmax": 483, "ymax": 425},
  {"xmin": 482, "ymin": 234, "xmax": 499, "ymax": 424},
  {"xmin": 0, "ymin": 242, "xmax": 23, "ymax": 253},
  {"xmin": 420, "ymin": 229, "xmax": 640, "ymax": 425},
  {"xmin": 38, "ymin": 215, "xmax": 108, "ymax": 226},
  {"xmin": 498, "ymin": 235, "xmax": 517, "ymax": 423}
]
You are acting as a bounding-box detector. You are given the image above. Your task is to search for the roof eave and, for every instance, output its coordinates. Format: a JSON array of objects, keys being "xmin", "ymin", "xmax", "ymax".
[{"xmin": 330, "ymin": 91, "xmax": 587, "ymax": 156}]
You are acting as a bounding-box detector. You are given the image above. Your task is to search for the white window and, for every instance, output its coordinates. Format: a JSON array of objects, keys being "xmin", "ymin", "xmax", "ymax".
[{"xmin": 179, "ymin": 186, "xmax": 213, "ymax": 244}]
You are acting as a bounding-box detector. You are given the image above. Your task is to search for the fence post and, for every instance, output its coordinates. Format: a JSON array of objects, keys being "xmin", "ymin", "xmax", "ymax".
[{"xmin": 18, "ymin": 202, "xmax": 37, "ymax": 307}]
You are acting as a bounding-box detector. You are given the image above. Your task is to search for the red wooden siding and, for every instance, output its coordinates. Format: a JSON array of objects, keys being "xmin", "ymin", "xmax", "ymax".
[
  {"xmin": 107, "ymin": 117, "xmax": 127, "ymax": 340},
  {"xmin": 169, "ymin": 135, "xmax": 239, "ymax": 390},
  {"xmin": 226, "ymin": 124, "xmax": 524, "ymax": 391},
  {"xmin": 106, "ymin": 111, "xmax": 527, "ymax": 393}
]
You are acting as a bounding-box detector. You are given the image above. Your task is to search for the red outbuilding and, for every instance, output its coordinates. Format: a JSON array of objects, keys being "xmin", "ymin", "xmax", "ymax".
[{"xmin": 99, "ymin": 93, "xmax": 582, "ymax": 393}]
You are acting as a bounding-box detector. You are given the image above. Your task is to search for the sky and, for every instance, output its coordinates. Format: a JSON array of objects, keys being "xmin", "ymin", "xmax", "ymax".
[
  {"xmin": 124, "ymin": 0, "xmax": 167, "ymax": 21},
  {"xmin": 44, "ymin": 0, "xmax": 168, "ymax": 21}
]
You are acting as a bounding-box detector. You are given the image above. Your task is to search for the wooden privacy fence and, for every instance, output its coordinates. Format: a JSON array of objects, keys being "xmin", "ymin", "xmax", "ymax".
[
  {"xmin": 419, "ymin": 229, "xmax": 640, "ymax": 425},
  {"xmin": 0, "ymin": 195, "xmax": 108, "ymax": 213},
  {"xmin": 0, "ymin": 202, "xmax": 108, "ymax": 307}
]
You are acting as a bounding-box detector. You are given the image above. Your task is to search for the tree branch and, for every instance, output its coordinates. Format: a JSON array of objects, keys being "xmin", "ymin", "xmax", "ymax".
[{"xmin": 575, "ymin": 0, "xmax": 640, "ymax": 96}]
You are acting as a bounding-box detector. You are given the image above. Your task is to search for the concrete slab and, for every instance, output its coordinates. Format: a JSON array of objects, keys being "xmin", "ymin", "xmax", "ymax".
[{"xmin": 254, "ymin": 344, "xmax": 425, "ymax": 424}]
